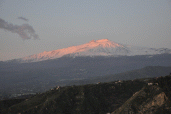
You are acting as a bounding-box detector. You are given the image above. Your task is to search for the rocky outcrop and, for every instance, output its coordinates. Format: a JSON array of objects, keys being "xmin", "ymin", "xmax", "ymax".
[{"xmin": 112, "ymin": 85, "xmax": 171, "ymax": 114}]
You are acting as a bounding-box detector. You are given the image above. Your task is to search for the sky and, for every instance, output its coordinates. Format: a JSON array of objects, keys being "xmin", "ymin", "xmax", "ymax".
[{"xmin": 0, "ymin": 0, "xmax": 171, "ymax": 61}]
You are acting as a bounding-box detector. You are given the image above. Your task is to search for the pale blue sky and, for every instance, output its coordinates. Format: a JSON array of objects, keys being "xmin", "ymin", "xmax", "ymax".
[{"xmin": 0, "ymin": 0, "xmax": 171, "ymax": 61}]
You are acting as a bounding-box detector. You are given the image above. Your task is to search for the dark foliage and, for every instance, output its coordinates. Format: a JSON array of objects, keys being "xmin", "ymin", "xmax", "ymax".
[{"xmin": 1, "ymin": 79, "xmax": 146, "ymax": 114}]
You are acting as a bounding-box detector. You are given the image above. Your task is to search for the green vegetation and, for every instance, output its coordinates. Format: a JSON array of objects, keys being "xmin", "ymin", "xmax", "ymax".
[
  {"xmin": 1, "ymin": 75, "xmax": 171, "ymax": 114},
  {"xmin": 1, "ymin": 79, "xmax": 146, "ymax": 114},
  {"xmin": 0, "ymin": 99, "xmax": 25, "ymax": 113}
]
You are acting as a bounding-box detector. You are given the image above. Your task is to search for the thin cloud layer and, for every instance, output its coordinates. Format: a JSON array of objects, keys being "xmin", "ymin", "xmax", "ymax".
[
  {"xmin": 18, "ymin": 17, "xmax": 29, "ymax": 22},
  {"xmin": 0, "ymin": 18, "xmax": 39, "ymax": 40}
]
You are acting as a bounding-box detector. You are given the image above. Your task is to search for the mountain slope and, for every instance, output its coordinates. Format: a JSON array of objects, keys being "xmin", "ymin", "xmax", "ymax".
[
  {"xmin": 14, "ymin": 39, "xmax": 171, "ymax": 62},
  {"xmin": 1, "ymin": 75, "xmax": 171, "ymax": 114},
  {"xmin": 1, "ymin": 65, "xmax": 171, "ymax": 100},
  {"xmin": 66, "ymin": 66, "xmax": 171, "ymax": 86},
  {"xmin": 1, "ymin": 77, "xmax": 146, "ymax": 114},
  {"xmin": 112, "ymin": 86, "xmax": 170, "ymax": 114},
  {"xmin": 112, "ymin": 76, "xmax": 171, "ymax": 114}
]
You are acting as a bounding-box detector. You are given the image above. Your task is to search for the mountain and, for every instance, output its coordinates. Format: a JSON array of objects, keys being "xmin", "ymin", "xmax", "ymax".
[
  {"xmin": 1, "ymin": 39, "xmax": 171, "ymax": 99},
  {"xmin": 14, "ymin": 39, "xmax": 171, "ymax": 63}
]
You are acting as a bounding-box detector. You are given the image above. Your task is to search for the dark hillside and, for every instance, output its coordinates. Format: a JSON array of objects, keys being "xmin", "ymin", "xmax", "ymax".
[
  {"xmin": 1, "ymin": 75, "xmax": 171, "ymax": 114},
  {"xmin": 113, "ymin": 75, "xmax": 171, "ymax": 114},
  {"xmin": 1, "ymin": 79, "xmax": 146, "ymax": 114},
  {"xmin": 66, "ymin": 66, "xmax": 171, "ymax": 86},
  {"xmin": 0, "ymin": 99, "xmax": 25, "ymax": 113}
]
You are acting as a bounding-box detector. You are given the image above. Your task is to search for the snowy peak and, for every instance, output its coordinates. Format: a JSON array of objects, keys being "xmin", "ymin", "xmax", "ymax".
[
  {"xmin": 85, "ymin": 39, "xmax": 124, "ymax": 48},
  {"xmin": 97, "ymin": 39, "xmax": 109, "ymax": 42},
  {"xmin": 89, "ymin": 39, "xmax": 118, "ymax": 45},
  {"xmin": 18, "ymin": 39, "xmax": 171, "ymax": 63},
  {"xmin": 21, "ymin": 39, "xmax": 123, "ymax": 62},
  {"xmin": 89, "ymin": 39, "xmax": 109, "ymax": 42}
]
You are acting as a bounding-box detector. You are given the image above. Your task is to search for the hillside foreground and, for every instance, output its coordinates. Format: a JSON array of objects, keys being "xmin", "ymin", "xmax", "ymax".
[{"xmin": 1, "ymin": 75, "xmax": 171, "ymax": 114}]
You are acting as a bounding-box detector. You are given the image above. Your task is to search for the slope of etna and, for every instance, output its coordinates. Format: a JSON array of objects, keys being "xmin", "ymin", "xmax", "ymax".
[{"xmin": 7, "ymin": 39, "xmax": 171, "ymax": 63}]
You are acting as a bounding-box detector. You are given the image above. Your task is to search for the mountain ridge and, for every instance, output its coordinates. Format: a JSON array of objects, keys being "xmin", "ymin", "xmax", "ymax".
[
  {"xmin": 112, "ymin": 75, "xmax": 171, "ymax": 114},
  {"xmin": 12, "ymin": 39, "xmax": 171, "ymax": 63},
  {"xmin": 1, "ymin": 75, "xmax": 171, "ymax": 114}
]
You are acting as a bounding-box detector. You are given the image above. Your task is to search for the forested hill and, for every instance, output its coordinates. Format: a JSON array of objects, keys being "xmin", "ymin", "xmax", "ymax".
[{"xmin": 1, "ymin": 75, "xmax": 171, "ymax": 114}]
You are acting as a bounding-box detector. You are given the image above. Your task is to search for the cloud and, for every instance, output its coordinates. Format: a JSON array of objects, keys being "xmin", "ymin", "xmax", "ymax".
[
  {"xmin": 18, "ymin": 17, "xmax": 29, "ymax": 22},
  {"xmin": 0, "ymin": 18, "xmax": 39, "ymax": 40}
]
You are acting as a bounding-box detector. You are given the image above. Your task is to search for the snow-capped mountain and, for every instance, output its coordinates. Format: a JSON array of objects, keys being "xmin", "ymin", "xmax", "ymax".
[{"xmin": 18, "ymin": 39, "xmax": 171, "ymax": 62}]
